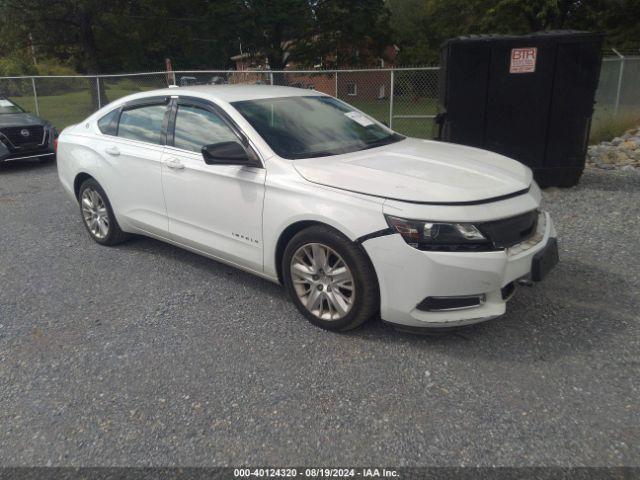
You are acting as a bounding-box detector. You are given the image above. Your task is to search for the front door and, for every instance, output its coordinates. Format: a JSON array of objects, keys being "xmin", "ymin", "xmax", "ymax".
[{"xmin": 161, "ymin": 98, "xmax": 266, "ymax": 271}]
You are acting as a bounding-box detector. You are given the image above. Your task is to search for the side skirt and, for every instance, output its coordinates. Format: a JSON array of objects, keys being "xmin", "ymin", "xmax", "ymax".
[{"xmin": 126, "ymin": 226, "xmax": 281, "ymax": 285}]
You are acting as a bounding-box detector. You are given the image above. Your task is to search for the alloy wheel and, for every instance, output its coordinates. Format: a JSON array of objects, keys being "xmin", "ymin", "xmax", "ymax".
[
  {"xmin": 290, "ymin": 243, "xmax": 355, "ymax": 321},
  {"xmin": 81, "ymin": 187, "xmax": 109, "ymax": 240}
]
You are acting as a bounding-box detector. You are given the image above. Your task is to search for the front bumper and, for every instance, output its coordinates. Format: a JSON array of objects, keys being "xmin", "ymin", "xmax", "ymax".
[
  {"xmin": 0, "ymin": 128, "xmax": 55, "ymax": 162},
  {"xmin": 1, "ymin": 151, "xmax": 55, "ymax": 162},
  {"xmin": 363, "ymin": 211, "xmax": 557, "ymax": 328}
]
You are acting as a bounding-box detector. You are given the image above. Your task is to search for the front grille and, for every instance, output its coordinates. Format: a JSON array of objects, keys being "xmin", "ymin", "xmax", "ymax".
[
  {"xmin": 478, "ymin": 210, "xmax": 538, "ymax": 249},
  {"xmin": 0, "ymin": 125, "xmax": 45, "ymax": 147}
]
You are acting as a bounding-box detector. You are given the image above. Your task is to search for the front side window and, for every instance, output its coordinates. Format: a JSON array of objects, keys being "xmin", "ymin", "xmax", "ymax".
[
  {"xmin": 232, "ymin": 95, "xmax": 402, "ymax": 159},
  {"xmin": 117, "ymin": 104, "xmax": 166, "ymax": 144},
  {"xmin": 0, "ymin": 98, "xmax": 25, "ymax": 114},
  {"xmin": 173, "ymin": 104, "xmax": 238, "ymax": 153}
]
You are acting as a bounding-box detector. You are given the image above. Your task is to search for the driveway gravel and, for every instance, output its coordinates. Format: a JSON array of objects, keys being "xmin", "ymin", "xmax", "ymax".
[{"xmin": 0, "ymin": 160, "xmax": 638, "ymax": 466}]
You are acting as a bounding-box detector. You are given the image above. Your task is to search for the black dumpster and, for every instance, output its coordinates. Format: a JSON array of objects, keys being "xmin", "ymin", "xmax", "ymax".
[{"xmin": 437, "ymin": 31, "xmax": 604, "ymax": 187}]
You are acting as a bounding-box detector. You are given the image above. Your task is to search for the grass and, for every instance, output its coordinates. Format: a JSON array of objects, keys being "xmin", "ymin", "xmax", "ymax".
[
  {"xmin": 348, "ymin": 96, "xmax": 438, "ymax": 139},
  {"xmin": 589, "ymin": 106, "xmax": 640, "ymax": 144},
  {"xmin": 40, "ymin": 91, "xmax": 99, "ymax": 127}
]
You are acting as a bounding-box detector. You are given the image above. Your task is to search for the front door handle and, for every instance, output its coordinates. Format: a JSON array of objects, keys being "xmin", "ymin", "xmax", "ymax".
[
  {"xmin": 164, "ymin": 158, "xmax": 185, "ymax": 170},
  {"xmin": 105, "ymin": 146, "xmax": 120, "ymax": 156}
]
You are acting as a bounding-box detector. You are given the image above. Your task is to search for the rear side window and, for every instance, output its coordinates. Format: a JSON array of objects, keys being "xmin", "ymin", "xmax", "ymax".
[
  {"xmin": 97, "ymin": 109, "xmax": 118, "ymax": 135},
  {"xmin": 173, "ymin": 105, "xmax": 238, "ymax": 153},
  {"xmin": 117, "ymin": 104, "xmax": 166, "ymax": 145}
]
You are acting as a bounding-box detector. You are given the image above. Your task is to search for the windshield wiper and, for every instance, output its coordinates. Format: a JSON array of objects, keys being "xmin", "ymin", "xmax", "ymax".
[
  {"xmin": 290, "ymin": 135, "xmax": 404, "ymax": 159},
  {"xmin": 364, "ymin": 134, "xmax": 402, "ymax": 149}
]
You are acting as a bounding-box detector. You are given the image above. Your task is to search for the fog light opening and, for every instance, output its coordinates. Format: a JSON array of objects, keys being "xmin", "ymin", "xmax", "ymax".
[{"xmin": 416, "ymin": 294, "xmax": 486, "ymax": 312}]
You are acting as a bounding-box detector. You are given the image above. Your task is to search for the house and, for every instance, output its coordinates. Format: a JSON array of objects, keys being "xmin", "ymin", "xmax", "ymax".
[{"xmin": 229, "ymin": 43, "xmax": 399, "ymax": 100}]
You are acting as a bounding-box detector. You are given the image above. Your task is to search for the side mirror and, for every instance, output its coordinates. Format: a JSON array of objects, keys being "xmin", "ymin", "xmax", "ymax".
[{"xmin": 201, "ymin": 141, "xmax": 257, "ymax": 166}]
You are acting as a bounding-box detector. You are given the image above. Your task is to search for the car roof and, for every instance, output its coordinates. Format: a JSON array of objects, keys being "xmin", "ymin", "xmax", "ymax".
[{"xmin": 129, "ymin": 84, "xmax": 325, "ymax": 104}]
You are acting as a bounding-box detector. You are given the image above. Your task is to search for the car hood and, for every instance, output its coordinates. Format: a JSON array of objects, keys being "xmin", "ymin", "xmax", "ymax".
[
  {"xmin": 0, "ymin": 113, "xmax": 47, "ymax": 127},
  {"xmin": 292, "ymin": 138, "xmax": 532, "ymax": 204}
]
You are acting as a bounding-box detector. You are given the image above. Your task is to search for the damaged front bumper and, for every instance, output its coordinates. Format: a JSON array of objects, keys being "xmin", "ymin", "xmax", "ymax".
[{"xmin": 362, "ymin": 211, "xmax": 558, "ymax": 329}]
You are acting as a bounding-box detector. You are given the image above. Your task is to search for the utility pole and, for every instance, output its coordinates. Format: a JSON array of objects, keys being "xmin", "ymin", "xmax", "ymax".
[
  {"xmin": 28, "ymin": 32, "xmax": 37, "ymax": 66},
  {"xmin": 165, "ymin": 58, "xmax": 176, "ymax": 86}
]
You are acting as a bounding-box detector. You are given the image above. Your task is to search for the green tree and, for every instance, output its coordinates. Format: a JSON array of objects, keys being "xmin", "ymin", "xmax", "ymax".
[
  {"xmin": 566, "ymin": 0, "xmax": 640, "ymax": 51},
  {"xmin": 238, "ymin": 0, "xmax": 391, "ymax": 72},
  {"xmin": 0, "ymin": 0, "xmax": 127, "ymax": 74},
  {"xmin": 0, "ymin": 0, "xmax": 135, "ymax": 106},
  {"xmin": 314, "ymin": 0, "xmax": 392, "ymax": 66},
  {"xmin": 113, "ymin": 0, "xmax": 248, "ymax": 71},
  {"xmin": 239, "ymin": 0, "xmax": 315, "ymax": 72},
  {"xmin": 388, "ymin": 0, "xmax": 490, "ymax": 65},
  {"xmin": 387, "ymin": 0, "xmax": 640, "ymax": 65},
  {"xmin": 481, "ymin": 0, "xmax": 580, "ymax": 31}
]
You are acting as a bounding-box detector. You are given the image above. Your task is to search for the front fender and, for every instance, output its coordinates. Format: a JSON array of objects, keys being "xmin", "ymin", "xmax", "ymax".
[{"xmin": 262, "ymin": 159, "xmax": 387, "ymax": 278}]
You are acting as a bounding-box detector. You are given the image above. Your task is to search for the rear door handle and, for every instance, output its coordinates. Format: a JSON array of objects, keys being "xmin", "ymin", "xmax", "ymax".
[
  {"xmin": 164, "ymin": 157, "xmax": 185, "ymax": 170},
  {"xmin": 105, "ymin": 146, "xmax": 120, "ymax": 156}
]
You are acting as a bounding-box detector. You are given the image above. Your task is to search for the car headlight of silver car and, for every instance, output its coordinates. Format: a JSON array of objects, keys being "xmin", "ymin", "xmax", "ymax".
[{"xmin": 385, "ymin": 215, "xmax": 493, "ymax": 252}]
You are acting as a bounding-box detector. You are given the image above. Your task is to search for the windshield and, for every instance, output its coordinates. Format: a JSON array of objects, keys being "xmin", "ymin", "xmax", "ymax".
[
  {"xmin": 0, "ymin": 98, "xmax": 25, "ymax": 114},
  {"xmin": 232, "ymin": 95, "xmax": 403, "ymax": 159}
]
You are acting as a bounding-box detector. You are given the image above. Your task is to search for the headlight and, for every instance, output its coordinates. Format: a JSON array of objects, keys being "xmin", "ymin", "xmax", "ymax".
[{"xmin": 385, "ymin": 215, "xmax": 492, "ymax": 252}]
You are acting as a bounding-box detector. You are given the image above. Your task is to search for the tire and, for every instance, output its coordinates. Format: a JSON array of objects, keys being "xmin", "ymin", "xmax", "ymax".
[
  {"xmin": 282, "ymin": 225, "xmax": 379, "ymax": 331},
  {"xmin": 78, "ymin": 178, "xmax": 130, "ymax": 246}
]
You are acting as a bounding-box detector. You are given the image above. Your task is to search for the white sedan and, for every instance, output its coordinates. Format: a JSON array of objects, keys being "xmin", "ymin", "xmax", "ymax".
[{"xmin": 57, "ymin": 85, "xmax": 558, "ymax": 332}]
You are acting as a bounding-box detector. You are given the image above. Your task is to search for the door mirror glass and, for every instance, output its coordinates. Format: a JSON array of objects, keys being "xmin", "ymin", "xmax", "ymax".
[{"xmin": 202, "ymin": 141, "xmax": 252, "ymax": 165}]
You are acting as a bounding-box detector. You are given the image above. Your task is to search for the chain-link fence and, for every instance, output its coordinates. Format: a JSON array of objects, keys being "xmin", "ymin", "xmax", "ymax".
[
  {"xmin": 0, "ymin": 58, "xmax": 637, "ymax": 141},
  {"xmin": 593, "ymin": 54, "xmax": 640, "ymax": 134},
  {"xmin": 0, "ymin": 68, "xmax": 439, "ymax": 139}
]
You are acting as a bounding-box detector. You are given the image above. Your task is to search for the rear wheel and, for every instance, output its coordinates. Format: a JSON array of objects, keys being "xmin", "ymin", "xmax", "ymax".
[
  {"xmin": 78, "ymin": 178, "xmax": 130, "ymax": 246},
  {"xmin": 283, "ymin": 225, "xmax": 379, "ymax": 331}
]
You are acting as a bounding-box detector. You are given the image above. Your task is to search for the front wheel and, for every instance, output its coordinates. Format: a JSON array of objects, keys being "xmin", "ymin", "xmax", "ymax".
[{"xmin": 282, "ymin": 225, "xmax": 379, "ymax": 331}]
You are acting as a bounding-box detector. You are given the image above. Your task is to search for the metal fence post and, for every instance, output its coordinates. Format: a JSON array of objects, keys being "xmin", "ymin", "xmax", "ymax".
[
  {"xmin": 389, "ymin": 69, "xmax": 394, "ymax": 129},
  {"xmin": 31, "ymin": 77, "xmax": 40, "ymax": 116},
  {"xmin": 335, "ymin": 70, "xmax": 338, "ymax": 97},
  {"xmin": 612, "ymin": 48, "xmax": 625, "ymax": 115},
  {"xmin": 96, "ymin": 77, "xmax": 102, "ymax": 109}
]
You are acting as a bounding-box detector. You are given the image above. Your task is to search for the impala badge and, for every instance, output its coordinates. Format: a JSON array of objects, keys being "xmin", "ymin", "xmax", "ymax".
[{"xmin": 232, "ymin": 232, "xmax": 259, "ymax": 244}]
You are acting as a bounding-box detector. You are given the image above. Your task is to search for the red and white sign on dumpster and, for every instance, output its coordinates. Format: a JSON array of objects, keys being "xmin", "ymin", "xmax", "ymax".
[{"xmin": 510, "ymin": 47, "xmax": 537, "ymax": 73}]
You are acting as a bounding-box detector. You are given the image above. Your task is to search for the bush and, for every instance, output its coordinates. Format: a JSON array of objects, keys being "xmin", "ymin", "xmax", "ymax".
[
  {"xmin": 34, "ymin": 62, "xmax": 78, "ymax": 77},
  {"xmin": 0, "ymin": 55, "xmax": 37, "ymax": 77},
  {"xmin": 0, "ymin": 55, "xmax": 37, "ymax": 96},
  {"xmin": 33, "ymin": 62, "xmax": 86, "ymax": 96}
]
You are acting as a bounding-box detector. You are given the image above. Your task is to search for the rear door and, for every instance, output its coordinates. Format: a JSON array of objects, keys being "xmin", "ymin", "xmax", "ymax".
[
  {"xmin": 161, "ymin": 97, "xmax": 266, "ymax": 271},
  {"xmin": 95, "ymin": 97, "xmax": 170, "ymax": 236}
]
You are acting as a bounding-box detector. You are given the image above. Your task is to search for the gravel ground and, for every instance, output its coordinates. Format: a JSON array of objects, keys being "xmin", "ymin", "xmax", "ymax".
[{"xmin": 0, "ymin": 160, "xmax": 638, "ymax": 467}]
